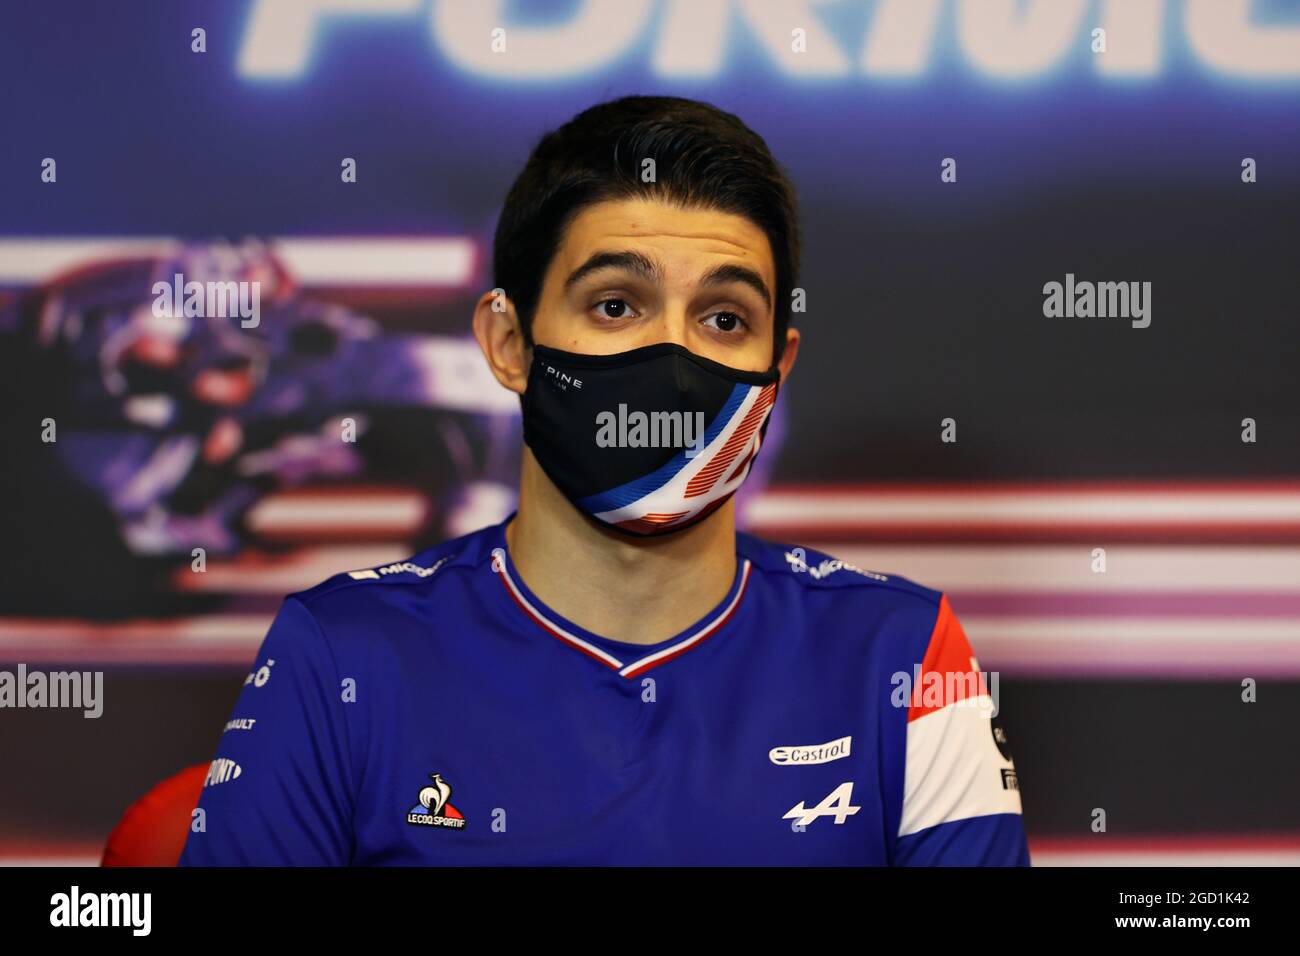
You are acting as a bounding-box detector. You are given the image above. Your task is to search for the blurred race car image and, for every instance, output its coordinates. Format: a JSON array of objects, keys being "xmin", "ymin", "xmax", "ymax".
[{"xmin": 0, "ymin": 240, "xmax": 523, "ymax": 616}]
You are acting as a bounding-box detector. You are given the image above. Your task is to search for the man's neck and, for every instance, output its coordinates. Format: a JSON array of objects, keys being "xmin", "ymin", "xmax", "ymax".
[{"xmin": 504, "ymin": 451, "xmax": 738, "ymax": 646}]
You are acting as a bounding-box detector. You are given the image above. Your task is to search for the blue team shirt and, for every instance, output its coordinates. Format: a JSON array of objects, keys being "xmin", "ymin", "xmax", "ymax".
[{"xmin": 180, "ymin": 514, "xmax": 1029, "ymax": 866}]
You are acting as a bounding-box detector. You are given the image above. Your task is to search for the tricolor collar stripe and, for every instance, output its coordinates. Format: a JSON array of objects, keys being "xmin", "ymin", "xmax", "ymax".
[
  {"xmin": 495, "ymin": 564, "xmax": 625, "ymax": 670},
  {"xmin": 495, "ymin": 555, "xmax": 753, "ymax": 679},
  {"xmin": 618, "ymin": 560, "xmax": 752, "ymax": 679}
]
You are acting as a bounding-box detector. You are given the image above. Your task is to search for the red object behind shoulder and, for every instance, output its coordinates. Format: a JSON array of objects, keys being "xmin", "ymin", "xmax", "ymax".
[{"xmin": 101, "ymin": 764, "xmax": 208, "ymax": 867}]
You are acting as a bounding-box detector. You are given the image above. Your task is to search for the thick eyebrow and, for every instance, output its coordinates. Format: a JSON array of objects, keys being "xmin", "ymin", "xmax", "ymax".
[
  {"xmin": 563, "ymin": 250, "xmax": 662, "ymax": 292},
  {"xmin": 563, "ymin": 250, "xmax": 772, "ymax": 312},
  {"xmin": 698, "ymin": 262, "xmax": 772, "ymax": 313}
]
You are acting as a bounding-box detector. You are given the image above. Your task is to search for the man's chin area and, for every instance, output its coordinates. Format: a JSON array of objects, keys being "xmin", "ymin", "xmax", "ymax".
[{"xmin": 580, "ymin": 500, "xmax": 734, "ymax": 551}]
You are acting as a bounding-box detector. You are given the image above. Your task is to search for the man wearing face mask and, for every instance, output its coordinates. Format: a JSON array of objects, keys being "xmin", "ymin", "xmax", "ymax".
[{"xmin": 181, "ymin": 96, "xmax": 1028, "ymax": 867}]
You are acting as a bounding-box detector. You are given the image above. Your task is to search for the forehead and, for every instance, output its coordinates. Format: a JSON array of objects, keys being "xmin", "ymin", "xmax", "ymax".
[{"xmin": 554, "ymin": 197, "xmax": 775, "ymax": 288}]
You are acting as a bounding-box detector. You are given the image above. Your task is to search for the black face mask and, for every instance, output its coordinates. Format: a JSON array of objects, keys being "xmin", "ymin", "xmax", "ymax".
[{"xmin": 520, "ymin": 342, "xmax": 780, "ymax": 536}]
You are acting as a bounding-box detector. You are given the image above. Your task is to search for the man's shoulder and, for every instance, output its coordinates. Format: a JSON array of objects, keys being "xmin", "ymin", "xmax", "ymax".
[
  {"xmin": 737, "ymin": 531, "xmax": 952, "ymax": 670},
  {"xmin": 287, "ymin": 520, "xmax": 504, "ymax": 614},
  {"xmin": 736, "ymin": 530, "xmax": 942, "ymax": 608}
]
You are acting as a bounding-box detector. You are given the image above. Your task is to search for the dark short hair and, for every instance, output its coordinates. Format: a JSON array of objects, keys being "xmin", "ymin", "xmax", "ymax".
[{"xmin": 492, "ymin": 95, "xmax": 801, "ymax": 365}]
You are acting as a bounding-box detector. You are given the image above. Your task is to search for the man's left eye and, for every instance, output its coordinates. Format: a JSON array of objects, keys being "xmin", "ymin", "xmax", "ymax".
[{"xmin": 704, "ymin": 311, "xmax": 745, "ymax": 333}]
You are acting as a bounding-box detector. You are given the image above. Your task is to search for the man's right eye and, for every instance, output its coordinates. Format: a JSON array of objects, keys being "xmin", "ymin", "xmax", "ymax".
[{"xmin": 594, "ymin": 298, "xmax": 634, "ymax": 320}]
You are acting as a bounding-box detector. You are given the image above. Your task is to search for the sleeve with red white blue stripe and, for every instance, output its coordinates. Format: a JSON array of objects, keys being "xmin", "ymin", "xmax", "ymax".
[{"xmin": 894, "ymin": 595, "xmax": 1030, "ymax": 866}]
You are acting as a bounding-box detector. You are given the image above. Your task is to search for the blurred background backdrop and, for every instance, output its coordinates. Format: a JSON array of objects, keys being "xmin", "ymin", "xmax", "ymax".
[{"xmin": 1, "ymin": 0, "xmax": 1298, "ymax": 865}]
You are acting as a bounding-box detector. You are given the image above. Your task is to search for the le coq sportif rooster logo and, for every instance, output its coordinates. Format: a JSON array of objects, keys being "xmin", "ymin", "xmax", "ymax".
[
  {"xmin": 420, "ymin": 773, "xmax": 452, "ymax": 815},
  {"xmin": 406, "ymin": 772, "xmax": 467, "ymax": 829}
]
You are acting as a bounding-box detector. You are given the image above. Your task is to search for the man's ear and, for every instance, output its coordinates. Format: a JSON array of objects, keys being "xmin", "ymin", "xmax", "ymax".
[
  {"xmin": 776, "ymin": 325, "xmax": 800, "ymax": 384},
  {"xmin": 472, "ymin": 289, "xmax": 529, "ymax": 395}
]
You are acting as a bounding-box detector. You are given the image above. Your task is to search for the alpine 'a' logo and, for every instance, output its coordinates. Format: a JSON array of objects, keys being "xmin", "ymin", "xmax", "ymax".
[
  {"xmin": 406, "ymin": 772, "xmax": 467, "ymax": 829},
  {"xmin": 783, "ymin": 781, "xmax": 861, "ymax": 827}
]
